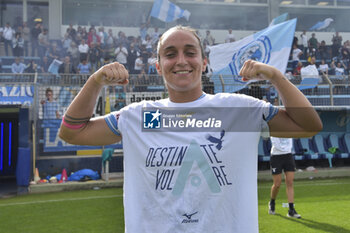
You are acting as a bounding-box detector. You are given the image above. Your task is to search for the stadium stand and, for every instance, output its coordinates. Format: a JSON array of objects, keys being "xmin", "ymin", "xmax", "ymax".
[
  {"xmin": 313, "ymin": 134, "xmax": 334, "ymax": 167},
  {"xmin": 327, "ymin": 134, "xmax": 350, "ymax": 159}
]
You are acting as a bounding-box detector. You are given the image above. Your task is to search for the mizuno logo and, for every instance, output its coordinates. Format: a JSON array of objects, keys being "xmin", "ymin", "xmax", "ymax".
[{"xmin": 182, "ymin": 211, "xmax": 199, "ymax": 224}]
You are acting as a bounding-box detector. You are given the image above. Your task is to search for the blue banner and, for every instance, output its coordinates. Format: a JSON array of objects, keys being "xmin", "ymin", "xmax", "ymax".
[
  {"xmin": 0, "ymin": 85, "xmax": 34, "ymax": 106},
  {"xmin": 42, "ymin": 119, "xmax": 122, "ymax": 152}
]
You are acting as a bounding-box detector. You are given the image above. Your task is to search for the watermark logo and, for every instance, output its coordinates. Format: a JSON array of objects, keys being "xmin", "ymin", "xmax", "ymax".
[{"xmin": 143, "ymin": 109, "xmax": 162, "ymax": 129}]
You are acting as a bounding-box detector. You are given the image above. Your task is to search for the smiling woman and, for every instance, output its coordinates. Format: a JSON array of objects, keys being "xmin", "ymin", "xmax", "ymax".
[
  {"xmin": 58, "ymin": 25, "xmax": 321, "ymax": 233},
  {"xmin": 155, "ymin": 26, "xmax": 207, "ymax": 102}
]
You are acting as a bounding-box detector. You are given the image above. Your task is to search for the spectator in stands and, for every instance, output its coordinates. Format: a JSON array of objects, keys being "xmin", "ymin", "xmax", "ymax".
[
  {"xmin": 139, "ymin": 23, "xmax": 148, "ymax": 41},
  {"xmin": 12, "ymin": 32, "xmax": 24, "ymax": 57},
  {"xmin": 41, "ymin": 88, "xmax": 60, "ymax": 119},
  {"xmin": 225, "ymin": 29, "xmax": 235, "ymax": 43},
  {"xmin": 116, "ymin": 30, "xmax": 128, "ymax": 47},
  {"xmin": 78, "ymin": 39, "xmax": 89, "ymax": 62},
  {"xmin": 151, "ymin": 27, "xmax": 160, "ymax": 45},
  {"xmin": 331, "ymin": 60, "xmax": 346, "ymax": 77},
  {"xmin": 318, "ymin": 40, "xmax": 328, "ymax": 60},
  {"xmin": 30, "ymin": 22, "xmax": 42, "ymax": 56},
  {"xmin": 25, "ymin": 59, "xmax": 39, "ymax": 73},
  {"xmin": 205, "ymin": 30, "xmax": 215, "ymax": 46},
  {"xmin": 318, "ymin": 59, "xmax": 329, "ymax": 76},
  {"xmin": 142, "ymin": 34, "xmax": 153, "ymax": 53},
  {"xmin": 81, "ymin": 27, "xmax": 88, "ymax": 41},
  {"xmin": 98, "ymin": 26, "xmax": 107, "ymax": 47},
  {"xmin": 22, "ymin": 22, "xmax": 30, "ymax": 57},
  {"xmin": 67, "ymin": 41, "xmax": 80, "ymax": 68},
  {"xmin": 291, "ymin": 43, "xmax": 303, "ymax": 70},
  {"xmin": 331, "ymin": 60, "xmax": 346, "ymax": 94},
  {"xmin": 77, "ymin": 59, "xmax": 92, "ymax": 75},
  {"xmin": 127, "ymin": 43, "xmax": 140, "ymax": 74},
  {"xmin": 46, "ymin": 42, "xmax": 61, "ymax": 64},
  {"xmin": 308, "ymin": 33, "xmax": 318, "ymax": 55},
  {"xmin": 11, "ymin": 57, "xmax": 26, "ymax": 74},
  {"xmin": 62, "ymin": 31, "xmax": 73, "ymax": 54},
  {"xmin": 139, "ymin": 44, "xmax": 149, "ymax": 67},
  {"xmin": 134, "ymin": 54, "xmax": 144, "ymax": 74},
  {"xmin": 87, "ymin": 28, "xmax": 101, "ymax": 48},
  {"xmin": 3, "ymin": 22, "xmax": 14, "ymax": 56},
  {"xmin": 105, "ymin": 29, "xmax": 115, "ymax": 51},
  {"xmin": 331, "ymin": 32, "xmax": 342, "ymax": 58},
  {"xmin": 40, "ymin": 56, "xmax": 50, "ymax": 73},
  {"xmin": 38, "ymin": 28, "xmax": 50, "ymax": 58},
  {"xmin": 87, "ymin": 42, "xmax": 101, "ymax": 72},
  {"xmin": 268, "ymin": 135, "xmax": 301, "ymax": 218},
  {"xmin": 300, "ymin": 30, "xmax": 308, "ymax": 58},
  {"xmin": 67, "ymin": 24, "xmax": 77, "ymax": 43},
  {"xmin": 115, "ymin": 43, "xmax": 128, "ymax": 68},
  {"xmin": 293, "ymin": 61, "xmax": 303, "ymax": 76},
  {"xmin": 147, "ymin": 52, "xmax": 157, "ymax": 75},
  {"xmin": 59, "ymin": 56, "xmax": 76, "ymax": 74},
  {"xmin": 340, "ymin": 41, "xmax": 350, "ymax": 62}
]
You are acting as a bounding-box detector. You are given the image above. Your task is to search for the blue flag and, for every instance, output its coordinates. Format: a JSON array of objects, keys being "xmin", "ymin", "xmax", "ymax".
[
  {"xmin": 209, "ymin": 19, "xmax": 297, "ymax": 93},
  {"xmin": 309, "ymin": 18, "xmax": 334, "ymax": 31},
  {"xmin": 150, "ymin": 0, "xmax": 190, "ymax": 22},
  {"xmin": 269, "ymin": 13, "xmax": 288, "ymax": 27}
]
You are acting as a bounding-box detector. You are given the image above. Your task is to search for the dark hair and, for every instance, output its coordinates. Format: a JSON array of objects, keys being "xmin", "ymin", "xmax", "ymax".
[{"xmin": 157, "ymin": 25, "xmax": 205, "ymax": 62}]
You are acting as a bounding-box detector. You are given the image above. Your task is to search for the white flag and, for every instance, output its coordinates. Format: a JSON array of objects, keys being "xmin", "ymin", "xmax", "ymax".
[{"xmin": 150, "ymin": 0, "xmax": 190, "ymax": 23}]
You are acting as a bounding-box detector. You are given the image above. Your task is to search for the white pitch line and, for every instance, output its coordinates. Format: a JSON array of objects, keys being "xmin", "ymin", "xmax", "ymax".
[
  {"xmin": 258, "ymin": 182, "xmax": 350, "ymax": 189},
  {"xmin": 0, "ymin": 194, "xmax": 123, "ymax": 207}
]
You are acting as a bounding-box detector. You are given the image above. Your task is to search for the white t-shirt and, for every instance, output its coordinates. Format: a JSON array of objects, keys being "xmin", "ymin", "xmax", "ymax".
[
  {"xmin": 270, "ymin": 137, "xmax": 293, "ymax": 155},
  {"xmin": 78, "ymin": 44, "xmax": 89, "ymax": 53},
  {"xmin": 134, "ymin": 57, "xmax": 143, "ymax": 71},
  {"xmin": 292, "ymin": 48, "xmax": 302, "ymax": 61},
  {"xmin": 104, "ymin": 93, "xmax": 278, "ymax": 233},
  {"xmin": 115, "ymin": 47, "xmax": 128, "ymax": 64},
  {"xmin": 301, "ymin": 34, "xmax": 308, "ymax": 47},
  {"xmin": 319, "ymin": 64, "xmax": 329, "ymax": 73}
]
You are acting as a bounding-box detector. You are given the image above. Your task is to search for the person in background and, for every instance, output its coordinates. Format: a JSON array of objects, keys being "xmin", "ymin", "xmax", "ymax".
[
  {"xmin": 11, "ymin": 57, "xmax": 26, "ymax": 74},
  {"xmin": 268, "ymin": 133, "xmax": 301, "ymax": 218},
  {"xmin": 225, "ymin": 29, "xmax": 236, "ymax": 43},
  {"xmin": 41, "ymin": 88, "xmax": 61, "ymax": 119},
  {"xmin": 31, "ymin": 22, "xmax": 42, "ymax": 56},
  {"xmin": 12, "ymin": 32, "xmax": 24, "ymax": 57},
  {"xmin": 318, "ymin": 59, "xmax": 329, "ymax": 76},
  {"xmin": 25, "ymin": 60, "xmax": 39, "ymax": 73},
  {"xmin": 3, "ymin": 22, "xmax": 14, "ymax": 56}
]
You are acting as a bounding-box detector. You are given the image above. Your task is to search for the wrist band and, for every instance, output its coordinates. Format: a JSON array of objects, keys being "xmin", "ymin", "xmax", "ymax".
[{"xmin": 62, "ymin": 116, "xmax": 87, "ymax": 130}]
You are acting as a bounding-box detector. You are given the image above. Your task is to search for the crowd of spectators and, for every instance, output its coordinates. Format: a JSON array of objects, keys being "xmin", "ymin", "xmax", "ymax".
[
  {"xmin": 1, "ymin": 20, "xmax": 350, "ymax": 83},
  {"xmin": 291, "ymin": 31, "xmax": 350, "ymax": 79}
]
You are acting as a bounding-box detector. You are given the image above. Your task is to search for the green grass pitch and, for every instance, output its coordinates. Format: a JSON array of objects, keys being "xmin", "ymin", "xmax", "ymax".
[{"xmin": 0, "ymin": 178, "xmax": 349, "ymax": 233}]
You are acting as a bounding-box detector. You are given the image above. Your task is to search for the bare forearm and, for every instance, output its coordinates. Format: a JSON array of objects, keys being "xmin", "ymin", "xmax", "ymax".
[{"xmin": 270, "ymin": 71, "xmax": 322, "ymax": 132}]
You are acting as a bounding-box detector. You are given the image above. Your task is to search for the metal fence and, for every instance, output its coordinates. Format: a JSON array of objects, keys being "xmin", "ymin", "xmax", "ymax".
[{"xmin": 0, "ymin": 72, "xmax": 349, "ymax": 157}]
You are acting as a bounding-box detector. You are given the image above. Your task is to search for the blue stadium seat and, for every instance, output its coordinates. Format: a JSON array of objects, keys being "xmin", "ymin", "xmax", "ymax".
[
  {"xmin": 258, "ymin": 137, "xmax": 270, "ymax": 162},
  {"xmin": 341, "ymin": 134, "xmax": 350, "ymax": 155},
  {"xmin": 327, "ymin": 134, "xmax": 350, "ymax": 159},
  {"xmin": 292, "ymin": 139, "xmax": 305, "ymax": 160},
  {"xmin": 313, "ymin": 135, "xmax": 334, "ymax": 167}
]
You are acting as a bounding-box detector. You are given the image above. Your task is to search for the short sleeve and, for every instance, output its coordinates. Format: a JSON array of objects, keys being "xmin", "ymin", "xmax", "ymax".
[{"xmin": 104, "ymin": 111, "xmax": 121, "ymax": 136}]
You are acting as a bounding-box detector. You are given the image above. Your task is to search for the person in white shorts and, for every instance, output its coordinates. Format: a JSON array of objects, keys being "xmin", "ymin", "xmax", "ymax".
[
  {"xmin": 268, "ymin": 136, "xmax": 301, "ymax": 219},
  {"xmin": 59, "ymin": 26, "xmax": 322, "ymax": 233}
]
